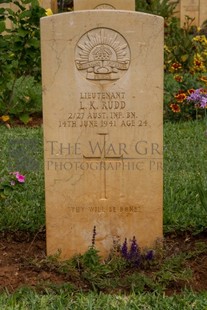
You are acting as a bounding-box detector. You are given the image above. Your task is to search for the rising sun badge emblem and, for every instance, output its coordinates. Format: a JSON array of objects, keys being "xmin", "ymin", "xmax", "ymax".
[{"xmin": 75, "ymin": 28, "xmax": 130, "ymax": 82}]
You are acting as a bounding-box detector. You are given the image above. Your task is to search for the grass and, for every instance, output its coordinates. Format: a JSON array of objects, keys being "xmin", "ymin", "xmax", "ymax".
[
  {"xmin": 164, "ymin": 120, "xmax": 207, "ymax": 233},
  {"xmin": 1, "ymin": 289, "xmax": 207, "ymax": 309},
  {"xmin": 0, "ymin": 120, "xmax": 207, "ymax": 308},
  {"xmin": 0, "ymin": 127, "xmax": 44, "ymax": 231}
]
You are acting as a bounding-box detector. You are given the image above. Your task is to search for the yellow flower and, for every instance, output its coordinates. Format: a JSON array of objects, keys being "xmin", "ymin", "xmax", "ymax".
[
  {"xmin": 46, "ymin": 8, "xmax": 53, "ymax": 16},
  {"xmin": 200, "ymin": 76, "xmax": 207, "ymax": 84},
  {"xmin": 1, "ymin": 115, "xmax": 10, "ymax": 122},
  {"xmin": 174, "ymin": 74, "xmax": 183, "ymax": 82},
  {"xmin": 24, "ymin": 96, "xmax": 30, "ymax": 103},
  {"xmin": 164, "ymin": 45, "xmax": 170, "ymax": 53},
  {"xmin": 193, "ymin": 54, "xmax": 206, "ymax": 72},
  {"xmin": 193, "ymin": 35, "xmax": 207, "ymax": 46},
  {"xmin": 170, "ymin": 62, "xmax": 182, "ymax": 72}
]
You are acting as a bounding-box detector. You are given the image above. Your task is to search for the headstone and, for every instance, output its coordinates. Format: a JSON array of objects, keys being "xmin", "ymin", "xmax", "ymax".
[
  {"xmin": 169, "ymin": 0, "xmax": 207, "ymax": 27},
  {"xmin": 180, "ymin": 0, "xmax": 199, "ymax": 26},
  {"xmin": 41, "ymin": 10, "xmax": 163, "ymax": 260},
  {"xmin": 74, "ymin": 0, "xmax": 135, "ymax": 11},
  {"xmin": 200, "ymin": 0, "xmax": 207, "ymax": 26},
  {"xmin": 39, "ymin": 0, "xmax": 58, "ymax": 13}
]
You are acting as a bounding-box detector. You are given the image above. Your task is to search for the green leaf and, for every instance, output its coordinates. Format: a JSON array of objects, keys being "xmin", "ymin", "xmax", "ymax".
[
  {"xmin": 0, "ymin": 0, "xmax": 12, "ymax": 3},
  {"xmin": 19, "ymin": 113, "xmax": 31, "ymax": 125},
  {"xmin": 19, "ymin": 10, "xmax": 31, "ymax": 19},
  {"xmin": 0, "ymin": 21, "xmax": 5, "ymax": 33},
  {"xmin": 181, "ymin": 54, "xmax": 189, "ymax": 62}
]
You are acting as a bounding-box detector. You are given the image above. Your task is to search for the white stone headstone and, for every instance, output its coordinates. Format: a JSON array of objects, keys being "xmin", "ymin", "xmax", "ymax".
[
  {"xmin": 41, "ymin": 10, "xmax": 164, "ymax": 259},
  {"xmin": 74, "ymin": 0, "xmax": 135, "ymax": 11}
]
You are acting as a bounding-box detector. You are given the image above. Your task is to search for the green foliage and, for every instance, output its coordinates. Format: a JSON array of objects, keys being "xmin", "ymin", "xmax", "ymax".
[
  {"xmin": 164, "ymin": 16, "xmax": 198, "ymax": 72},
  {"xmin": 154, "ymin": 254, "xmax": 192, "ymax": 288},
  {"xmin": 0, "ymin": 0, "xmax": 45, "ymax": 79},
  {"xmin": 136, "ymin": 0, "xmax": 178, "ymax": 19},
  {"xmin": 197, "ymin": 176, "xmax": 207, "ymax": 212},
  {"xmin": 0, "ymin": 76, "xmax": 42, "ymax": 120},
  {"xmin": 0, "ymin": 0, "xmax": 46, "ymax": 121}
]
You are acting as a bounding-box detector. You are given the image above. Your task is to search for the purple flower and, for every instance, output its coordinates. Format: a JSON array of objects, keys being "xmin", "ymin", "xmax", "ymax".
[
  {"xmin": 186, "ymin": 88, "xmax": 207, "ymax": 108},
  {"xmin": 129, "ymin": 236, "xmax": 141, "ymax": 266},
  {"xmin": 129, "ymin": 236, "xmax": 139, "ymax": 258},
  {"xmin": 121, "ymin": 238, "xmax": 128, "ymax": 259},
  {"xmin": 200, "ymin": 97, "xmax": 207, "ymax": 108},
  {"xmin": 145, "ymin": 250, "xmax": 154, "ymax": 261},
  {"xmin": 91, "ymin": 225, "xmax": 96, "ymax": 247}
]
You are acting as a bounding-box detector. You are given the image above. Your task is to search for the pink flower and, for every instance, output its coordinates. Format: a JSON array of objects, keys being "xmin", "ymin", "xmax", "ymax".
[
  {"xmin": 9, "ymin": 171, "xmax": 25, "ymax": 183},
  {"xmin": 16, "ymin": 173, "xmax": 25, "ymax": 183}
]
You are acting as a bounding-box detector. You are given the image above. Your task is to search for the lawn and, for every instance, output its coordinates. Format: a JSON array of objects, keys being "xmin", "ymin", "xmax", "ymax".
[{"xmin": 0, "ymin": 120, "xmax": 207, "ymax": 308}]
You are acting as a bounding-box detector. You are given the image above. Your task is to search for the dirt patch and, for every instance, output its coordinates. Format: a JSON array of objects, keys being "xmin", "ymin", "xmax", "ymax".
[
  {"xmin": 0, "ymin": 231, "xmax": 207, "ymax": 294},
  {"xmin": 1, "ymin": 114, "xmax": 43, "ymax": 129}
]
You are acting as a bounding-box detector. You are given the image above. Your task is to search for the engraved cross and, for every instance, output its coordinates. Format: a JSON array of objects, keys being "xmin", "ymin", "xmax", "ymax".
[{"xmin": 83, "ymin": 133, "xmax": 123, "ymax": 200}]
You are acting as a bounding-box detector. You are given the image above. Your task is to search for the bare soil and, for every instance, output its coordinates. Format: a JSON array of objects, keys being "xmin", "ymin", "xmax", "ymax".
[{"xmin": 0, "ymin": 231, "xmax": 207, "ymax": 294}]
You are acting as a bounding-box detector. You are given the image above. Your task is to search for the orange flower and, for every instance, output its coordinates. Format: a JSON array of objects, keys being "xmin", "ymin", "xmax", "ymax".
[
  {"xmin": 187, "ymin": 89, "xmax": 195, "ymax": 95},
  {"xmin": 170, "ymin": 62, "xmax": 182, "ymax": 71},
  {"xmin": 200, "ymin": 88, "xmax": 207, "ymax": 95},
  {"xmin": 174, "ymin": 92, "xmax": 186, "ymax": 102},
  {"xmin": 170, "ymin": 103, "xmax": 181, "ymax": 113},
  {"xmin": 174, "ymin": 75, "xmax": 183, "ymax": 82},
  {"xmin": 195, "ymin": 59, "xmax": 202, "ymax": 67},
  {"xmin": 200, "ymin": 76, "xmax": 207, "ymax": 84}
]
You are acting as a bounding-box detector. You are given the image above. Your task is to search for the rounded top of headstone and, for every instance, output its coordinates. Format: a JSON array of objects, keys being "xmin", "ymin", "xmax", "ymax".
[{"xmin": 94, "ymin": 4, "xmax": 115, "ymax": 9}]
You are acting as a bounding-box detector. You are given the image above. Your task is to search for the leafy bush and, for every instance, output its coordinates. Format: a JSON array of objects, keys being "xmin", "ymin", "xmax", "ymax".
[
  {"xmin": 0, "ymin": 76, "xmax": 42, "ymax": 123},
  {"xmin": 0, "ymin": 0, "xmax": 46, "ymax": 122},
  {"xmin": 135, "ymin": 0, "xmax": 178, "ymax": 19}
]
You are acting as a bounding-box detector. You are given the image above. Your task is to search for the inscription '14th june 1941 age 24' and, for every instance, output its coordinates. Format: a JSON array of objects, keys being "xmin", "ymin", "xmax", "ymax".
[
  {"xmin": 58, "ymin": 111, "xmax": 148, "ymax": 128},
  {"xmin": 58, "ymin": 119, "xmax": 148, "ymax": 128}
]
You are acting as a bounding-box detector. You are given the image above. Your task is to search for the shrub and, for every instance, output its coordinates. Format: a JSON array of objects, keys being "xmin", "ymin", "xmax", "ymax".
[
  {"xmin": 0, "ymin": 0, "xmax": 46, "ymax": 122},
  {"xmin": 135, "ymin": 0, "xmax": 178, "ymax": 19}
]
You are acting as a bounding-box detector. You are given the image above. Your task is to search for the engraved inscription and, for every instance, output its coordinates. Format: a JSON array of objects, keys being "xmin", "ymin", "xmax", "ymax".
[
  {"xmin": 58, "ymin": 91, "xmax": 148, "ymax": 128},
  {"xmin": 94, "ymin": 4, "xmax": 115, "ymax": 9},
  {"xmin": 75, "ymin": 28, "xmax": 130, "ymax": 81}
]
